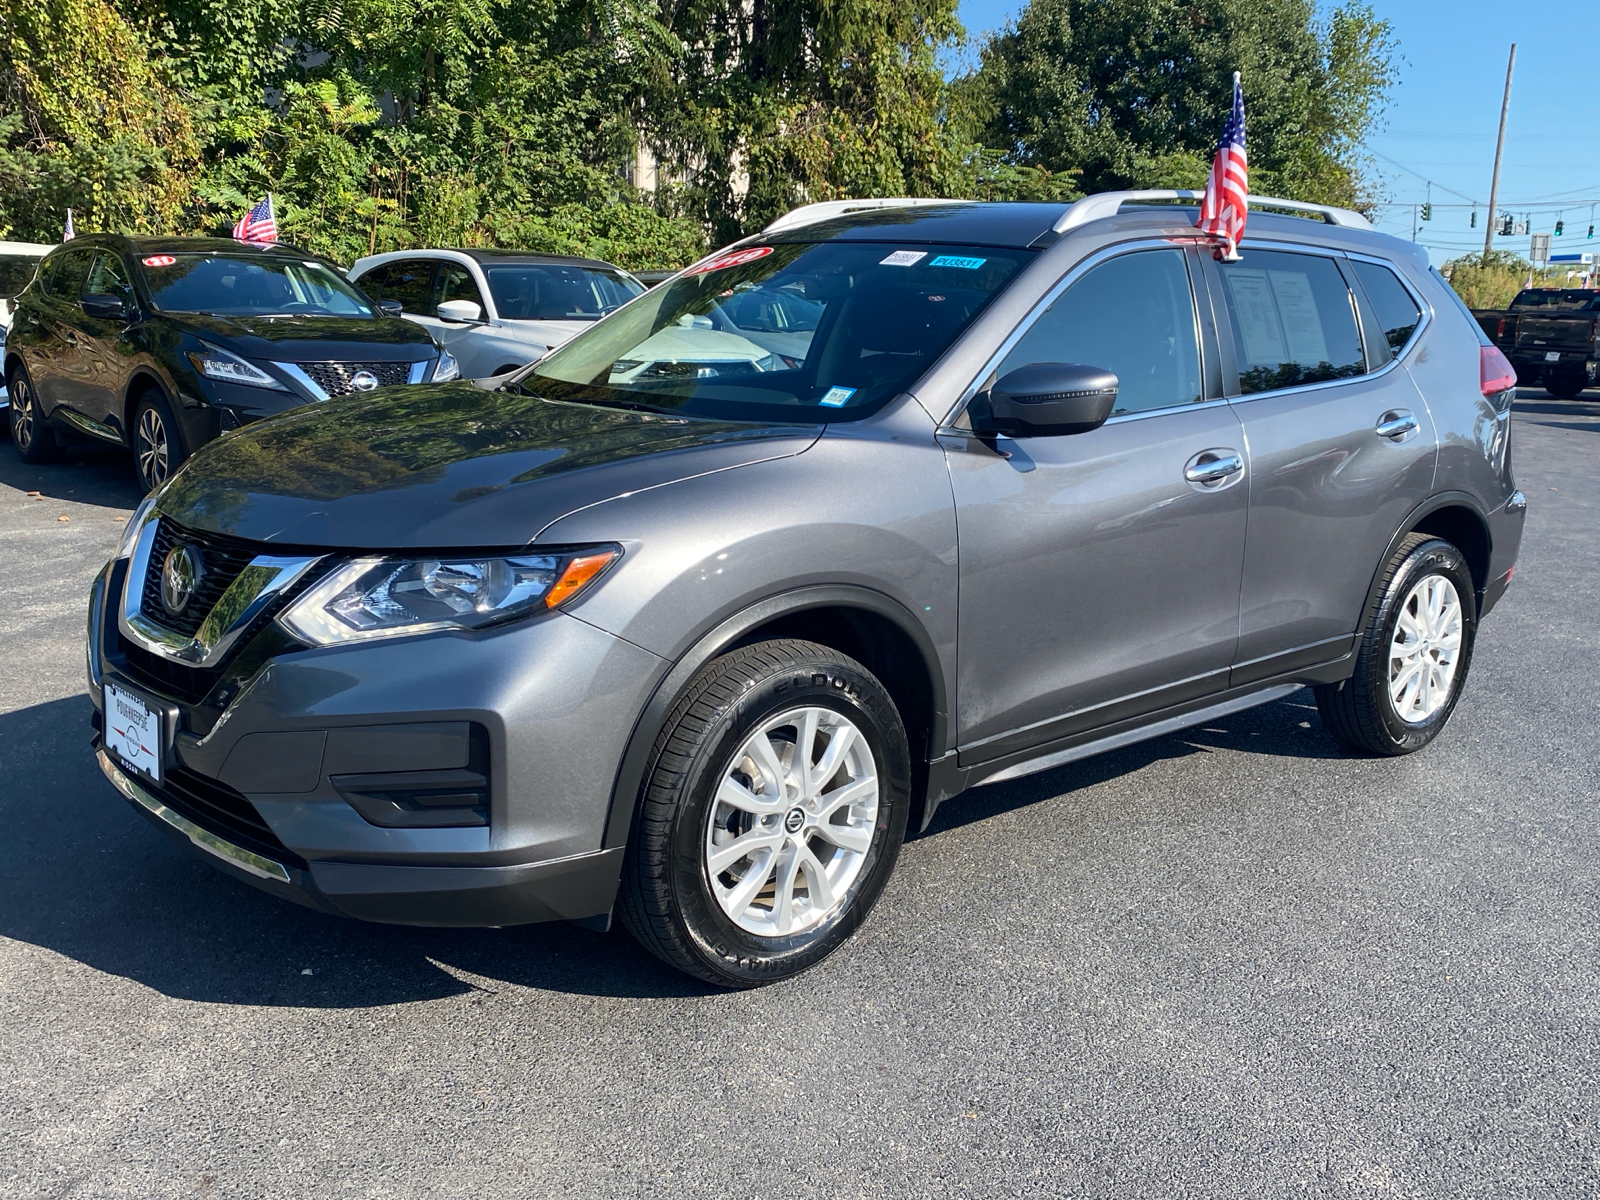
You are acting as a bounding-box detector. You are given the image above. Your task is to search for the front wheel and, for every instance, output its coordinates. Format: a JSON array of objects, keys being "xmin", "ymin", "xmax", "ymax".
[
  {"xmin": 619, "ymin": 639, "xmax": 911, "ymax": 987},
  {"xmin": 132, "ymin": 389, "xmax": 188, "ymax": 492},
  {"xmin": 1315, "ymin": 534, "xmax": 1477, "ymax": 756},
  {"xmin": 9, "ymin": 367, "xmax": 58, "ymax": 462}
]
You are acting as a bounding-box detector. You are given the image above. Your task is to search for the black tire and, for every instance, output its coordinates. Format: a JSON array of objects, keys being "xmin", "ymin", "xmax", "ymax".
[
  {"xmin": 9, "ymin": 365, "xmax": 58, "ymax": 462},
  {"xmin": 1546, "ymin": 369, "xmax": 1586, "ymax": 399},
  {"xmin": 1315, "ymin": 534, "xmax": 1477, "ymax": 756},
  {"xmin": 132, "ymin": 389, "xmax": 188, "ymax": 492},
  {"xmin": 619, "ymin": 639, "xmax": 912, "ymax": 988}
]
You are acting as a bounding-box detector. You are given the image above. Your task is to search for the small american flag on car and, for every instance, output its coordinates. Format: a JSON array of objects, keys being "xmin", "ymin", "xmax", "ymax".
[
  {"xmin": 1196, "ymin": 73, "xmax": 1247, "ymax": 262},
  {"xmin": 233, "ymin": 195, "xmax": 277, "ymax": 246}
]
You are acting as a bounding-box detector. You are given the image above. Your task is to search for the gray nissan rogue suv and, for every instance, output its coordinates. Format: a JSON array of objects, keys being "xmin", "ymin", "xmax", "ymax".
[{"xmin": 88, "ymin": 193, "xmax": 1527, "ymax": 986}]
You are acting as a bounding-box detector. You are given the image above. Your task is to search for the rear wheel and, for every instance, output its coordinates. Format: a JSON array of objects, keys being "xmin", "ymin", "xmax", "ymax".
[
  {"xmin": 9, "ymin": 367, "xmax": 58, "ymax": 462},
  {"xmin": 132, "ymin": 389, "xmax": 187, "ymax": 492},
  {"xmin": 1315, "ymin": 534, "xmax": 1477, "ymax": 756},
  {"xmin": 619, "ymin": 639, "xmax": 911, "ymax": 987},
  {"xmin": 1546, "ymin": 368, "xmax": 1586, "ymax": 399}
]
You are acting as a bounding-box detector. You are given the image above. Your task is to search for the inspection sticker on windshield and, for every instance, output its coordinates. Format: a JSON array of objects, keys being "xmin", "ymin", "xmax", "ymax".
[
  {"xmin": 880, "ymin": 250, "xmax": 927, "ymax": 267},
  {"xmin": 682, "ymin": 246, "xmax": 774, "ymax": 277},
  {"xmin": 819, "ymin": 386, "xmax": 856, "ymax": 408},
  {"xmin": 928, "ymin": 255, "xmax": 986, "ymax": 270},
  {"xmin": 104, "ymin": 682, "xmax": 161, "ymax": 784}
]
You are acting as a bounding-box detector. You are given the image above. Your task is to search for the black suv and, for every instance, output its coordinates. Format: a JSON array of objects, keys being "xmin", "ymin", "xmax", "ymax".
[{"xmin": 4, "ymin": 235, "xmax": 456, "ymax": 490}]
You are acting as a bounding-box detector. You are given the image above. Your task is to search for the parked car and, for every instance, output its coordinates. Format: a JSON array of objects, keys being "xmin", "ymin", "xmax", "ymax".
[
  {"xmin": 0, "ymin": 240, "xmax": 54, "ymax": 414},
  {"xmin": 1472, "ymin": 287, "xmax": 1600, "ymax": 397},
  {"xmin": 3, "ymin": 235, "xmax": 455, "ymax": 490},
  {"xmin": 348, "ymin": 249, "xmax": 644, "ymax": 378},
  {"xmin": 88, "ymin": 193, "xmax": 1525, "ymax": 987}
]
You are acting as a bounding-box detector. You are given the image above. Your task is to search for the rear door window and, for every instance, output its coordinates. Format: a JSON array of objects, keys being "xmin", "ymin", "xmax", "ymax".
[
  {"xmin": 992, "ymin": 247, "xmax": 1203, "ymax": 416},
  {"xmin": 44, "ymin": 249, "xmax": 95, "ymax": 301},
  {"xmin": 1351, "ymin": 261, "xmax": 1422, "ymax": 361},
  {"xmin": 1214, "ymin": 250, "xmax": 1365, "ymax": 395}
]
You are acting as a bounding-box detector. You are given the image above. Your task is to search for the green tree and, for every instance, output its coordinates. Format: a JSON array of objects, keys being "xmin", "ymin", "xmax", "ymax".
[
  {"xmin": 1441, "ymin": 250, "xmax": 1530, "ymax": 310},
  {"xmin": 960, "ymin": 0, "xmax": 1398, "ymax": 209}
]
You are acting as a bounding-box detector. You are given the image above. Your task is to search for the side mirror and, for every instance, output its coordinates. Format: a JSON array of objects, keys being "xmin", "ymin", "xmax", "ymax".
[
  {"xmin": 437, "ymin": 299, "xmax": 483, "ymax": 323},
  {"xmin": 80, "ymin": 293, "xmax": 128, "ymax": 321},
  {"xmin": 376, "ymin": 298, "xmax": 404, "ymax": 318},
  {"xmin": 981, "ymin": 362, "xmax": 1118, "ymax": 437}
]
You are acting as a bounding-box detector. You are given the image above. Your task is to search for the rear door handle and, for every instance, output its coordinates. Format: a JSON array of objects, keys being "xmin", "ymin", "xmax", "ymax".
[
  {"xmin": 1376, "ymin": 411, "xmax": 1419, "ymax": 440},
  {"xmin": 1184, "ymin": 450, "xmax": 1244, "ymax": 485}
]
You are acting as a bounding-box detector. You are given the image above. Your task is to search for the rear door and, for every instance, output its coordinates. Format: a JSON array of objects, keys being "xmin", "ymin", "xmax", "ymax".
[
  {"xmin": 1208, "ymin": 246, "xmax": 1438, "ymax": 685},
  {"xmin": 947, "ymin": 243, "xmax": 1248, "ymax": 765},
  {"xmin": 24, "ymin": 247, "xmax": 96, "ymax": 414}
]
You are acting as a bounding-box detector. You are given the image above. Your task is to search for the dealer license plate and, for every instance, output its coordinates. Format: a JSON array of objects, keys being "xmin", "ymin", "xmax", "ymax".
[
  {"xmin": 105, "ymin": 681, "xmax": 161, "ymax": 784},
  {"xmin": 1546, "ymin": 351, "xmax": 1562, "ymax": 362}
]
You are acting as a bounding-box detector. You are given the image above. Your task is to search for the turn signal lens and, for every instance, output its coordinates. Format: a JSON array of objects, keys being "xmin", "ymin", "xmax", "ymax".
[
  {"xmin": 544, "ymin": 549, "xmax": 620, "ymax": 609},
  {"xmin": 1480, "ymin": 344, "xmax": 1516, "ymax": 396}
]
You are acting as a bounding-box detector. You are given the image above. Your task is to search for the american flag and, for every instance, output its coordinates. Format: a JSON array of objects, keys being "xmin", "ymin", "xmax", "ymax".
[
  {"xmin": 233, "ymin": 195, "xmax": 277, "ymax": 246},
  {"xmin": 63, "ymin": 209, "xmax": 75, "ymax": 242},
  {"xmin": 1196, "ymin": 73, "xmax": 1248, "ymax": 261}
]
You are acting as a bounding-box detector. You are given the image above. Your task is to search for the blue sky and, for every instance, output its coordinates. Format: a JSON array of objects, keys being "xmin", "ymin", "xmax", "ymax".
[{"xmin": 951, "ymin": 0, "xmax": 1600, "ymax": 266}]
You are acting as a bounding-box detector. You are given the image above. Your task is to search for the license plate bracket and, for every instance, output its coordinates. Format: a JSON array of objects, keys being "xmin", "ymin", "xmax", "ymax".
[{"xmin": 104, "ymin": 681, "xmax": 163, "ymax": 785}]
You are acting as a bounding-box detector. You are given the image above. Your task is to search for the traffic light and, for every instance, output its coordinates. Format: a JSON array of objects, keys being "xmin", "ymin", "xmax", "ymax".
[
  {"xmin": 1421, "ymin": 203, "xmax": 1432, "ymax": 221},
  {"xmin": 1556, "ymin": 220, "xmax": 1565, "ymax": 235},
  {"xmin": 1589, "ymin": 225, "xmax": 1595, "ymax": 239},
  {"xmin": 1501, "ymin": 214, "xmax": 1515, "ymax": 236},
  {"xmin": 1471, "ymin": 210, "xmax": 1477, "ymax": 228}
]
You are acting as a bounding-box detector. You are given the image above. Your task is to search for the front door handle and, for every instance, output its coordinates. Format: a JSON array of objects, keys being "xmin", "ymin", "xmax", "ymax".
[
  {"xmin": 1184, "ymin": 450, "xmax": 1244, "ymax": 486},
  {"xmin": 1376, "ymin": 410, "xmax": 1419, "ymax": 440}
]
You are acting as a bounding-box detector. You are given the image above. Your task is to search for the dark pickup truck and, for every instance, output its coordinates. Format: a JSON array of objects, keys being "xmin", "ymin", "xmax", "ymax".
[{"xmin": 1474, "ymin": 288, "xmax": 1600, "ymax": 397}]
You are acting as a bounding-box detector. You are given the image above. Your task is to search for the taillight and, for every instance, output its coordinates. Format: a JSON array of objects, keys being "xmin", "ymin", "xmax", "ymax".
[
  {"xmin": 1590, "ymin": 317, "xmax": 1598, "ymax": 341},
  {"xmin": 1480, "ymin": 344, "xmax": 1517, "ymax": 396},
  {"xmin": 1496, "ymin": 317, "xmax": 1506, "ymax": 338}
]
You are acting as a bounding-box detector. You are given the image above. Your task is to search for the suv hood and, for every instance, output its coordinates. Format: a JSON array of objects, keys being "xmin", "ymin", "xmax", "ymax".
[
  {"xmin": 162, "ymin": 312, "xmax": 436, "ymax": 361},
  {"xmin": 155, "ymin": 381, "xmax": 822, "ymax": 548}
]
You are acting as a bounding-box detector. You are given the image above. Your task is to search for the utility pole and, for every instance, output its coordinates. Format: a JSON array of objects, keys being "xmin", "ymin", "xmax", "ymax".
[{"xmin": 1484, "ymin": 42, "xmax": 1516, "ymax": 258}]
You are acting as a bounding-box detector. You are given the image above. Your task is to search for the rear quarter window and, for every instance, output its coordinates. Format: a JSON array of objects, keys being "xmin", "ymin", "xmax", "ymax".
[{"xmin": 1351, "ymin": 260, "xmax": 1423, "ymax": 360}]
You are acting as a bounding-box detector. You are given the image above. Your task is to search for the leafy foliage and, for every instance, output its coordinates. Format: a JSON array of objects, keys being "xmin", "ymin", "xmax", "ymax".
[
  {"xmin": 0, "ymin": 0, "xmax": 1396, "ymax": 264},
  {"xmin": 1441, "ymin": 250, "xmax": 1533, "ymax": 310},
  {"xmin": 958, "ymin": 0, "xmax": 1398, "ymax": 210}
]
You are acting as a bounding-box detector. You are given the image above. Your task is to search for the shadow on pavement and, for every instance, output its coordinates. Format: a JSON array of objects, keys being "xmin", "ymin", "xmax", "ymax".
[
  {"xmin": 921, "ymin": 689, "xmax": 1346, "ymax": 838},
  {"xmin": 3, "ymin": 681, "xmax": 1346, "ymax": 1006},
  {"xmin": 0, "ymin": 439, "xmax": 146, "ymax": 509},
  {"xmin": 0, "ymin": 695, "xmax": 716, "ymax": 1006}
]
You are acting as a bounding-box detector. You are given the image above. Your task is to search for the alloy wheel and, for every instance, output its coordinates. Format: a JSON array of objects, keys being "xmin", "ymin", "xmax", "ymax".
[
  {"xmin": 137, "ymin": 406, "xmax": 170, "ymax": 487},
  {"xmin": 1388, "ymin": 573, "xmax": 1463, "ymax": 723},
  {"xmin": 705, "ymin": 705, "xmax": 879, "ymax": 937},
  {"xmin": 11, "ymin": 377, "xmax": 34, "ymax": 453}
]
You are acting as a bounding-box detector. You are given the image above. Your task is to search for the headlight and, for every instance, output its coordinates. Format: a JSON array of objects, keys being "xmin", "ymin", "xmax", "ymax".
[
  {"xmin": 186, "ymin": 342, "xmax": 286, "ymax": 390},
  {"xmin": 432, "ymin": 351, "xmax": 460, "ymax": 382},
  {"xmin": 278, "ymin": 546, "xmax": 620, "ymax": 646},
  {"xmin": 115, "ymin": 498, "xmax": 157, "ymax": 559}
]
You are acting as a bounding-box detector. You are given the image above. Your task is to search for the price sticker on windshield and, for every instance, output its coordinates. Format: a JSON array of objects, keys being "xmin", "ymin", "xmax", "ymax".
[
  {"xmin": 682, "ymin": 246, "xmax": 774, "ymax": 277},
  {"xmin": 141, "ymin": 256, "xmax": 177, "ymax": 268},
  {"xmin": 880, "ymin": 250, "xmax": 927, "ymax": 267}
]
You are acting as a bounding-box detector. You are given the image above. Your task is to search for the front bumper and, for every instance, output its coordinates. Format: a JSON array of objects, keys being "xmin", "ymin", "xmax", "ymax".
[{"xmin": 89, "ymin": 553, "xmax": 665, "ymax": 927}]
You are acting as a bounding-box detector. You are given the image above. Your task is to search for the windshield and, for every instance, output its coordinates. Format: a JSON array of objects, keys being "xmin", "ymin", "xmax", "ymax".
[
  {"xmin": 484, "ymin": 264, "xmax": 643, "ymax": 321},
  {"xmin": 0, "ymin": 255, "xmax": 42, "ymax": 298},
  {"xmin": 525, "ymin": 242, "xmax": 1030, "ymax": 421},
  {"xmin": 142, "ymin": 254, "xmax": 374, "ymax": 317}
]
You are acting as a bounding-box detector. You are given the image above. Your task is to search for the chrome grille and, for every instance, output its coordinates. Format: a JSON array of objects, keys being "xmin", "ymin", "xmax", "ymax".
[
  {"xmin": 297, "ymin": 360, "xmax": 415, "ymax": 396},
  {"xmin": 139, "ymin": 518, "xmax": 259, "ymax": 638}
]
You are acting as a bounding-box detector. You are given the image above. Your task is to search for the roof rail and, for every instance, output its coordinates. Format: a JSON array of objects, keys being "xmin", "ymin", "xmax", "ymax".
[
  {"xmin": 1053, "ymin": 190, "xmax": 1372, "ymax": 235},
  {"xmin": 763, "ymin": 197, "xmax": 972, "ymax": 235}
]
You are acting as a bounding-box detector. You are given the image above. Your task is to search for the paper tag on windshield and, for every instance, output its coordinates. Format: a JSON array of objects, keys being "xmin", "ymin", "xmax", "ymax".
[{"xmin": 880, "ymin": 250, "xmax": 927, "ymax": 267}]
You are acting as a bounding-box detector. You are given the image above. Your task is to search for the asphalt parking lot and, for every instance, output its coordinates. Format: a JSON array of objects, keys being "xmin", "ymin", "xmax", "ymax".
[{"xmin": 2, "ymin": 393, "xmax": 1597, "ymax": 1199}]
